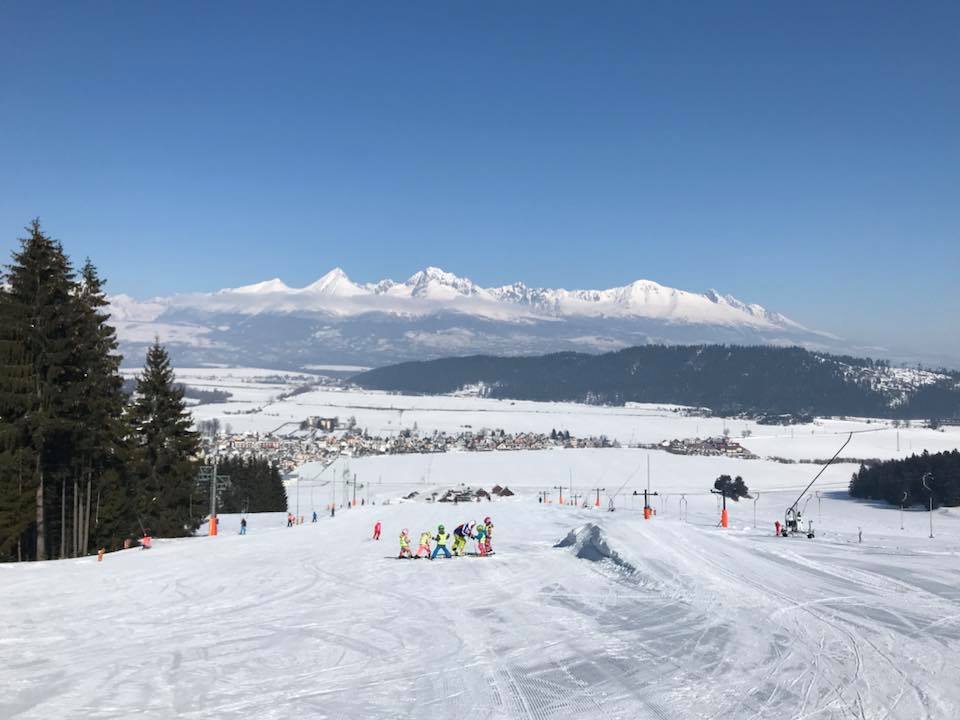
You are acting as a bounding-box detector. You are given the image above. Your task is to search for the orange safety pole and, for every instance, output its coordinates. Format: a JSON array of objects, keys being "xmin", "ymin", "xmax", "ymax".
[
  {"xmin": 721, "ymin": 508, "xmax": 729, "ymax": 528},
  {"xmin": 644, "ymin": 506, "xmax": 651, "ymax": 520},
  {"xmin": 210, "ymin": 515, "xmax": 218, "ymax": 536}
]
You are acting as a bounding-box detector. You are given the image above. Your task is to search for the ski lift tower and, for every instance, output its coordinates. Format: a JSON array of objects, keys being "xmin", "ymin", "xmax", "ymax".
[
  {"xmin": 710, "ymin": 486, "xmax": 729, "ymax": 528},
  {"xmin": 632, "ymin": 488, "xmax": 659, "ymax": 520},
  {"xmin": 197, "ymin": 462, "xmax": 230, "ymax": 537},
  {"xmin": 922, "ymin": 472, "xmax": 935, "ymax": 538}
]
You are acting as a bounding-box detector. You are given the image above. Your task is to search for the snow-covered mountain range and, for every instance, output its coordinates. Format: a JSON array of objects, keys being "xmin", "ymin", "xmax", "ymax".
[{"xmin": 109, "ymin": 267, "xmax": 845, "ymax": 368}]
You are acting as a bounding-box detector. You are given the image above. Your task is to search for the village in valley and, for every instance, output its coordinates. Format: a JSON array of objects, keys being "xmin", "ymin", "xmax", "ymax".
[{"xmin": 199, "ymin": 416, "xmax": 620, "ymax": 474}]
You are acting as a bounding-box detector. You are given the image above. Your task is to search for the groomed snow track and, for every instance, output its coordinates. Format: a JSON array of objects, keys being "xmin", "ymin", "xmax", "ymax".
[{"xmin": 3, "ymin": 501, "xmax": 959, "ymax": 719}]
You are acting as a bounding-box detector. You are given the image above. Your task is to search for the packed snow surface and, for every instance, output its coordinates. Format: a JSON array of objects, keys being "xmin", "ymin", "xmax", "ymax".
[
  {"xmin": 5, "ymin": 381, "xmax": 960, "ymax": 718},
  {"xmin": 4, "ymin": 452, "xmax": 960, "ymax": 719}
]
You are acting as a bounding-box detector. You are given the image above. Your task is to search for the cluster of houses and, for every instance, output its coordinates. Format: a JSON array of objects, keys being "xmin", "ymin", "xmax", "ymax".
[
  {"xmin": 200, "ymin": 424, "xmax": 618, "ymax": 473},
  {"xmin": 402, "ymin": 484, "xmax": 516, "ymax": 503},
  {"xmin": 661, "ymin": 436, "xmax": 758, "ymax": 460}
]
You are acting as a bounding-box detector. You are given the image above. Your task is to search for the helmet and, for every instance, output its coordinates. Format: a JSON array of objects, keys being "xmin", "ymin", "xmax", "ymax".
[
  {"xmin": 438, "ymin": 524, "xmax": 445, "ymax": 532},
  {"xmin": 484, "ymin": 516, "xmax": 491, "ymax": 524},
  {"xmin": 402, "ymin": 528, "xmax": 408, "ymax": 535}
]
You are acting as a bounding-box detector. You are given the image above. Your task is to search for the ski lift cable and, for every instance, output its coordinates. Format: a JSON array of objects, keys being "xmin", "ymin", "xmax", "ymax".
[{"xmin": 612, "ymin": 460, "xmax": 646, "ymax": 497}]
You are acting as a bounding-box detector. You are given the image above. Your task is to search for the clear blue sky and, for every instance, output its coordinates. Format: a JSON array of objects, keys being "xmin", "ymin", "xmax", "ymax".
[{"xmin": 1, "ymin": 1, "xmax": 957, "ymax": 360}]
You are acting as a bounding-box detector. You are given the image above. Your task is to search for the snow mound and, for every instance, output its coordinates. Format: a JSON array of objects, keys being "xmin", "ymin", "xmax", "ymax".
[{"xmin": 555, "ymin": 523, "xmax": 635, "ymax": 573}]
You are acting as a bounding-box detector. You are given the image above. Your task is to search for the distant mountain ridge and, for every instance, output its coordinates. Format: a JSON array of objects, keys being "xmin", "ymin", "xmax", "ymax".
[
  {"xmin": 110, "ymin": 265, "xmax": 825, "ymax": 328},
  {"xmin": 352, "ymin": 345, "xmax": 960, "ymax": 419},
  {"xmin": 107, "ymin": 267, "xmax": 860, "ymax": 368}
]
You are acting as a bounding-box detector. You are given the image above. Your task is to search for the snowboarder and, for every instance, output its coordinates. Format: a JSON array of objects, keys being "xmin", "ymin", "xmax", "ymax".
[
  {"xmin": 398, "ymin": 529, "xmax": 413, "ymax": 559},
  {"xmin": 430, "ymin": 524, "xmax": 451, "ymax": 559},
  {"xmin": 452, "ymin": 522, "xmax": 469, "ymax": 556},
  {"xmin": 483, "ymin": 516, "xmax": 494, "ymax": 555},
  {"xmin": 416, "ymin": 530, "xmax": 432, "ymax": 558},
  {"xmin": 240, "ymin": 518, "xmax": 247, "ymax": 535},
  {"xmin": 474, "ymin": 522, "xmax": 487, "ymax": 556},
  {"xmin": 373, "ymin": 520, "xmax": 382, "ymax": 541}
]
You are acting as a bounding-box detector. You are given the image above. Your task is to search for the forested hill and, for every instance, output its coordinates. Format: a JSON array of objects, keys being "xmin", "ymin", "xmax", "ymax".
[{"xmin": 352, "ymin": 345, "xmax": 960, "ymax": 419}]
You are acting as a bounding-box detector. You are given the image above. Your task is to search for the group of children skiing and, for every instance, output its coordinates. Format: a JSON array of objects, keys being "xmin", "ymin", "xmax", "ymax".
[{"xmin": 395, "ymin": 518, "xmax": 494, "ymax": 560}]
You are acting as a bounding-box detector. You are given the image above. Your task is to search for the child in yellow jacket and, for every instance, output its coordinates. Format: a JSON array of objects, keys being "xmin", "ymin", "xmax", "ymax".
[
  {"xmin": 416, "ymin": 531, "xmax": 431, "ymax": 558},
  {"xmin": 398, "ymin": 529, "xmax": 413, "ymax": 559}
]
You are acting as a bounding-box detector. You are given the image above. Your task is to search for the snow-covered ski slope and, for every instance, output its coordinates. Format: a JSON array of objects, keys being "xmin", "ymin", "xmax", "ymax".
[
  {"xmin": 4, "ymin": 468, "xmax": 960, "ymax": 719},
  {"xmin": 5, "ymin": 379, "xmax": 960, "ymax": 719}
]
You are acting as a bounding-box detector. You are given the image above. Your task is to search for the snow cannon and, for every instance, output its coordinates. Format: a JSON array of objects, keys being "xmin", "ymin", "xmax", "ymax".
[{"xmin": 781, "ymin": 432, "xmax": 852, "ymax": 539}]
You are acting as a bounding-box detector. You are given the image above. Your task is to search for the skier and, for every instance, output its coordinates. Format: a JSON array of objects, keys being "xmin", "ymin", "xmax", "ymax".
[
  {"xmin": 774, "ymin": 520, "xmax": 781, "ymax": 536},
  {"xmin": 141, "ymin": 531, "xmax": 152, "ymax": 550},
  {"xmin": 474, "ymin": 521, "xmax": 487, "ymax": 556},
  {"xmin": 483, "ymin": 516, "xmax": 494, "ymax": 555},
  {"xmin": 312, "ymin": 511, "xmax": 318, "ymax": 523},
  {"xmin": 430, "ymin": 524, "xmax": 452, "ymax": 559},
  {"xmin": 416, "ymin": 530, "xmax": 432, "ymax": 558},
  {"xmin": 398, "ymin": 529, "xmax": 413, "ymax": 559},
  {"xmin": 287, "ymin": 513, "xmax": 293, "ymax": 528},
  {"xmin": 373, "ymin": 520, "xmax": 382, "ymax": 541},
  {"xmin": 240, "ymin": 518, "xmax": 247, "ymax": 535},
  {"xmin": 452, "ymin": 522, "xmax": 469, "ymax": 556}
]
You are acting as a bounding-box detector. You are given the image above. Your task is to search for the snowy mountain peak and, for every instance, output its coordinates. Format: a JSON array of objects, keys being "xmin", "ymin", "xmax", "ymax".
[
  {"xmin": 302, "ymin": 267, "xmax": 367, "ymax": 297},
  {"xmin": 405, "ymin": 266, "xmax": 479, "ymax": 298},
  {"xmin": 229, "ymin": 278, "xmax": 292, "ymax": 295}
]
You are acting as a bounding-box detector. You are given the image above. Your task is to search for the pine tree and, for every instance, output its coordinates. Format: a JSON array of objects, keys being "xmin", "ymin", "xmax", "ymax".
[
  {"xmin": 0, "ymin": 291, "xmax": 34, "ymax": 561},
  {"xmin": 0, "ymin": 220, "xmax": 85, "ymax": 560},
  {"xmin": 70, "ymin": 260, "xmax": 132, "ymax": 553},
  {"xmin": 218, "ymin": 457, "xmax": 288, "ymax": 513},
  {"xmin": 127, "ymin": 341, "xmax": 202, "ymax": 536}
]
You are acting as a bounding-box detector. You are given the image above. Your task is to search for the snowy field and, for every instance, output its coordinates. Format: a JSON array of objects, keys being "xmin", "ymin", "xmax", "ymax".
[
  {"xmin": 149, "ymin": 366, "xmax": 960, "ymax": 463},
  {"xmin": 5, "ymin": 370, "xmax": 960, "ymax": 718}
]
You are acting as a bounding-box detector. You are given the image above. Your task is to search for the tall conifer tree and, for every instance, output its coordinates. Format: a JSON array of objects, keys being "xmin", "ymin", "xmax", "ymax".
[
  {"xmin": 71, "ymin": 259, "xmax": 131, "ymax": 553},
  {"xmin": 128, "ymin": 341, "xmax": 202, "ymax": 536},
  {"xmin": 0, "ymin": 220, "xmax": 83, "ymax": 560}
]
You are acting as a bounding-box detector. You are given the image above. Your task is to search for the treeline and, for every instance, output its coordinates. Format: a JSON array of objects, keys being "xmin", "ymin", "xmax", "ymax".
[
  {"xmin": 849, "ymin": 450, "xmax": 960, "ymax": 508},
  {"xmin": 353, "ymin": 346, "xmax": 960, "ymax": 418},
  {"xmin": 121, "ymin": 378, "xmax": 232, "ymax": 405},
  {"xmin": 215, "ymin": 457, "xmax": 287, "ymax": 514},
  {"xmin": 0, "ymin": 221, "xmax": 202, "ymax": 562}
]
